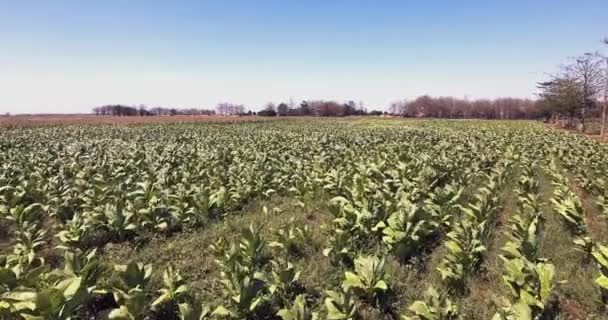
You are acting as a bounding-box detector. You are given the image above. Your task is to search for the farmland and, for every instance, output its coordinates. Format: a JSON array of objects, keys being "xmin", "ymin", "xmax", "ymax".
[{"xmin": 1, "ymin": 118, "xmax": 608, "ymax": 320}]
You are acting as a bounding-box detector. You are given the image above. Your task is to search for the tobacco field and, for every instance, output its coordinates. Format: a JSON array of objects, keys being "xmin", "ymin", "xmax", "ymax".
[{"xmin": 1, "ymin": 118, "xmax": 608, "ymax": 320}]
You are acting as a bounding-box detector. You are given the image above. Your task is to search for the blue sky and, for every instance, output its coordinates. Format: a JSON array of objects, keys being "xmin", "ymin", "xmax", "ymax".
[{"xmin": 1, "ymin": 1, "xmax": 607, "ymax": 114}]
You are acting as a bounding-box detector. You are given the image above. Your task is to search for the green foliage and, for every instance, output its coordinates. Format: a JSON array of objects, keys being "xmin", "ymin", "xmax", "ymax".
[
  {"xmin": 152, "ymin": 265, "xmax": 189, "ymax": 307},
  {"xmin": 573, "ymin": 235, "xmax": 595, "ymax": 262},
  {"xmin": 592, "ymin": 244, "xmax": 608, "ymax": 296},
  {"xmin": 2, "ymin": 118, "xmax": 608, "ymax": 319},
  {"xmin": 549, "ymin": 174, "xmax": 587, "ymax": 236},
  {"xmin": 10, "ymin": 225, "xmax": 47, "ymax": 272},
  {"xmin": 178, "ymin": 300, "xmax": 211, "ymax": 320},
  {"xmin": 56, "ymin": 212, "xmax": 91, "ymax": 250},
  {"xmin": 323, "ymin": 229, "xmax": 356, "ymax": 267},
  {"xmin": 238, "ymin": 225, "xmax": 267, "ymax": 268},
  {"xmin": 403, "ymin": 286, "xmax": 460, "ymax": 320},
  {"xmin": 324, "ymin": 289, "xmax": 358, "ymax": 320},
  {"xmin": 212, "ymin": 225, "xmax": 269, "ymax": 319},
  {"xmin": 501, "ymin": 213, "xmax": 540, "ymax": 261},
  {"xmin": 341, "ymin": 255, "xmax": 388, "ymax": 303},
  {"xmin": 101, "ymin": 203, "xmax": 138, "ymax": 241},
  {"xmin": 277, "ymin": 294, "xmax": 319, "ymax": 320},
  {"xmin": 269, "ymin": 260, "xmax": 301, "ymax": 301},
  {"xmin": 494, "ymin": 166, "xmax": 560, "ymax": 319},
  {"xmin": 110, "ymin": 262, "xmax": 154, "ymax": 320},
  {"xmin": 491, "ymin": 300, "xmax": 532, "ymax": 320},
  {"xmin": 1, "ymin": 248, "xmax": 105, "ymax": 319},
  {"xmin": 5, "ymin": 203, "xmax": 44, "ymax": 229},
  {"xmin": 270, "ymin": 218, "xmax": 312, "ymax": 257},
  {"xmin": 212, "ymin": 263, "xmax": 267, "ymax": 319},
  {"xmin": 437, "ymin": 220, "xmax": 486, "ymax": 293},
  {"xmin": 59, "ymin": 249, "xmax": 107, "ymax": 292},
  {"xmin": 382, "ymin": 200, "xmax": 438, "ymax": 261},
  {"xmin": 499, "ymin": 259, "xmax": 556, "ymax": 312},
  {"xmin": 5, "ymin": 277, "xmax": 86, "ymax": 320}
]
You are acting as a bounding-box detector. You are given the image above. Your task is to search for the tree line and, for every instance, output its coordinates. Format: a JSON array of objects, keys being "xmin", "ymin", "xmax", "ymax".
[
  {"xmin": 93, "ymin": 105, "xmax": 215, "ymax": 116},
  {"xmin": 537, "ymin": 38, "xmax": 608, "ymax": 134},
  {"xmin": 388, "ymin": 96, "xmax": 538, "ymax": 119},
  {"xmin": 92, "ymin": 100, "xmax": 384, "ymax": 118},
  {"xmin": 257, "ymin": 100, "xmax": 380, "ymax": 117},
  {"xmin": 92, "ymin": 97, "xmax": 540, "ymax": 119}
]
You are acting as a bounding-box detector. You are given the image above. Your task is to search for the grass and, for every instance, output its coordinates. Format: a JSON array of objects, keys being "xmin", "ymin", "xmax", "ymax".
[
  {"xmin": 101, "ymin": 195, "xmax": 334, "ymax": 308},
  {"xmin": 103, "ymin": 191, "xmax": 434, "ymax": 319},
  {"xmin": 537, "ymin": 168, "xmax": 605, "ymax": 319},
  {"xmin": 100, "ymin": 193, "xmax": 466, "ymax": 319},
  {"xmin": 100, "ymin": 193, "xmax": 444, "ymax": 319},
  {"xmin": 460, "ymin": 170, "xmax": 520, "ymax": 320}
]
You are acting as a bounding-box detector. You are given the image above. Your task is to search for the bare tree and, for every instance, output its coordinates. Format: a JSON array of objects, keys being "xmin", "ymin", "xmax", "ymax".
[
  {"xmin": 537, "ymin": 77, "xmax": 583, "ymax": 127},
  {"xmin": 563, "ymin": 53, "xmax": 604, "ymax": 132},
  {"xmin": 215, "ymin": 102, "xmax": 245, "ymax": 115},
  {"xmin": 391, "ymin": 96, "xmax": 537, "ymax": 119},
  {"xmin": 357, "ymin": 100, "xmax": 365, "ymax": 113}
]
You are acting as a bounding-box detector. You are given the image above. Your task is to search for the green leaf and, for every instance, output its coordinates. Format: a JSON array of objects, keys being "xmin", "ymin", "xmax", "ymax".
[
  {"xmin": 108, "ymin": 306, "xmax": 135, "ymax": 320},
  {"xmin": 152, "ymin": 293, "xmax": 170, "ymax": 307},
  {"xmin": 374, "ymin": 280, "xmax": 388, "ymax": 291},
  {"xmin": 409, "ymin": 301, "xmax": 433, "ymax": 318},
  {"xmin": 325, "ymin": 298, "xmax": 346, "ymax": 320},
  {"xmin": 595, "ymin": 274, "xmax": 608, "ymax": 289},
  {"xmin": 536, "ymin": 262, "xmax": 555, "ymax": 304},
  {"xmin": 178, "ymin": 303, "xmax": 193, "ymax": 320},
  {"xmin": 342, "ymin": 272, "xmax": 364, "ymax": 290},
  {"xmin": 212, "ymin": 305, "xmax": 232, "ymax": 317},
  {"xmin": 512, "ymin": 301, "xmax": 532, "ymax": 320}
]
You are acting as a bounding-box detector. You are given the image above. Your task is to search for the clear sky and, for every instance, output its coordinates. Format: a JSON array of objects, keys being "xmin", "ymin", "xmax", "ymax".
[{"xmin": 1, "ymin": 1, "xmax": 607, "ymax": 114}]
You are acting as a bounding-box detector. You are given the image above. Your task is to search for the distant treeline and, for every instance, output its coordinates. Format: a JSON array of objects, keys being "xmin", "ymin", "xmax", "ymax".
[
  {"xmin": 92, "ymin": 101, "xmax": 384, "ymax": 117},
  {"xmin": 94, "ymin": 97, "xmax": 549, "ymax": 119},
  {"xmin": 257, "ymin": 100, "xmax": 381, "ymax": 117},
  {"xmin": 388, "ymin": 96, "xmax": 539, "ymax": 119},
  {"xmin": 93, "ymin": 105, "xmax": 216, "ymax": 116}
]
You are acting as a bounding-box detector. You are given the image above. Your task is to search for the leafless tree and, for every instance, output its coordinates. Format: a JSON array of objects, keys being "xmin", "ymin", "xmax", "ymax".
[
  {"xmin": 563, "ymin": 53, "xmax": 604, "ymax": 132},
  {"xmin": 390, "ymin": 96, "xmax": 537, "ymax": 119},
  {"xmin": 216, "ymin": 102, "xmax": 245, "ymax": 115},
  {"xmin": 357, "ymin": 100, "xmax": 365, "ymax": 113},
  {"xmin": 537, "ymin": 76, "xmax": 583, "ymax": 127},
  {"xmin": 601, "ymin": 38, "xmax": 608, "ymax": 138}
]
